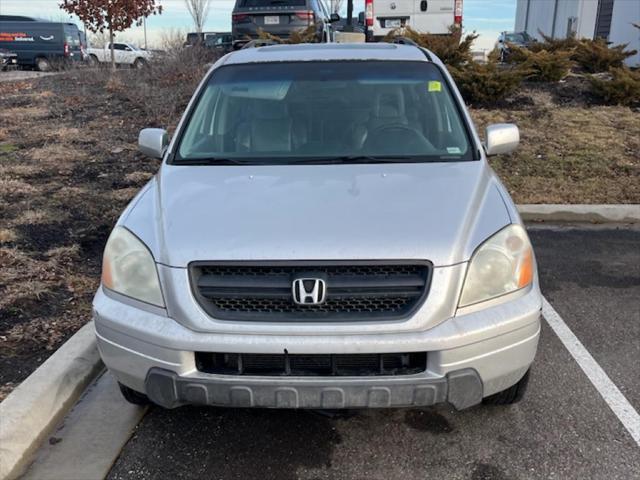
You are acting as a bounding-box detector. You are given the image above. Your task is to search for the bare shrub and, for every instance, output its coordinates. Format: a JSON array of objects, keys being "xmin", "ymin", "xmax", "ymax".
[
  {"xmin": 589, "ymin": 68, "xmax": 640, "ymax": 106},
  {"xmin": 529, "ymin": 32, "xmax": 580, "ymax": 53},
  {"xmin": 120, "ymin": 46, "xmax": 216, "ymax": 126},
  {"xmin": 573, "ymin": 38, "xmax": 637, "ymax": 73},
  {"xmin": 524, "ymin": 32, "xmax": 635, "ymax": 74},
  {"xmin": 449, "ymin": 62, "xmax": 527, "ymax": 106},
  {"xmin": 257, "ymin": 25, "xmax": 319, "ymax": 44},
  {"xmin": 508, "ymin": 46, "xmax": 573, "ymax": 82},
  {"xmin": 383, "ymin": 26, "xmax": 478, "ymax": 68}
]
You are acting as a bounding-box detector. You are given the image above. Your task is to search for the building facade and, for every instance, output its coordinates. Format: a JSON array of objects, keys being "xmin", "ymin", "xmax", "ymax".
[{"xmin": 515, "ymin": 0, "xmax": 639, "ymax": 66}]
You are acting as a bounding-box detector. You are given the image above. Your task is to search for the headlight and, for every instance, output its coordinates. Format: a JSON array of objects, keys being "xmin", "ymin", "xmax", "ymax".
[
  {"xmin": 459, "ymin": 224, "xmax": 534, "ymax": 307},
  {"xmin": 101, "ymin": 227, "xmax": 165, "ymax": 307}
]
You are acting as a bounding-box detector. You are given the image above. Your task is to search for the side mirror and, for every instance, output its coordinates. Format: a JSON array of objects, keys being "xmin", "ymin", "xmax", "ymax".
[
  {"xmin": 330, "ymin": 13, "xmax": 340, "ymax": 23},
  {"xmin": 358, "ymin": 12, "xmax": 365, "ymax": 24},
  {"xmin": 485, "ymin": 123, "xmax": 519, "ymax": 156},
  {"xmin": 139, "ymin": 128, "xmax": 169, "ymax": 159}
]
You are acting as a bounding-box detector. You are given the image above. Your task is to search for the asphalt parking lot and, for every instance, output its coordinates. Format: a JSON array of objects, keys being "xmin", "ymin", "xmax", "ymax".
[{"xmin": 106, "ymin": 226, "xmax": 640, "ymax": 480}]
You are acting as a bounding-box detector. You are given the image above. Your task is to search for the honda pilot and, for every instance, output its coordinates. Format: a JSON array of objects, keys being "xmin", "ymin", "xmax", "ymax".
[
  {"xmin": 232, "ymin": 0, "xmax": 335, "ymax": 46},
  {"xmin": 94, "ymin": 43, "xmax": 541, "ymax": 411}
]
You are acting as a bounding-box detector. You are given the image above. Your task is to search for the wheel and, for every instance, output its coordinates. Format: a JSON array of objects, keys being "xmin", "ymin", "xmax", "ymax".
[
  {"xmin": 482, "ymin": 369, "xmax": 530, "ymax": 405},
  {"xmin": 35, "ymin": 57, "xmax": 51, "ymax": 72},
  {"xmin": 88, "ymin": 54, "xmax": 99, "ymax": 67},
  {"xmin": 118, "ymin": 382, "xmax": 151, "ymax": 405},
  {"xmin": 133, "ymin": 58, "xmax": 148, "ymax": 69}
]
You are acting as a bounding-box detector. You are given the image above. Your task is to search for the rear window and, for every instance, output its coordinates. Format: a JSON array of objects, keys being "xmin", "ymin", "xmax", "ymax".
[
  {"xmin": 505, "ymin": 33, "xmax": 526, "ymax": 43},
  {"xmin": 176, "ymin": 61, "xmax": 473, "ymax": 165},
  {"xmin": 240, "ymin": 0, "xmax": 306, "ymax": 7},
  {"xmin": 64, "ymin": 27, "xmax": 80, "ymax": 46}
]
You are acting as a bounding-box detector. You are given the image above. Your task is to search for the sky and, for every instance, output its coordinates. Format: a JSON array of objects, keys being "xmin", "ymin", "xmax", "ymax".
[{"xmin": 0, "ymin": 0, "xmax": 515, "ymax": 51}]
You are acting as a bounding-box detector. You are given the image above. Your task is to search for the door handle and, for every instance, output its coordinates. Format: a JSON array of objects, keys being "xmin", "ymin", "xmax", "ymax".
[{"xmin": 420, "ymin": 0, "xmax": 428, "ymax": 12}]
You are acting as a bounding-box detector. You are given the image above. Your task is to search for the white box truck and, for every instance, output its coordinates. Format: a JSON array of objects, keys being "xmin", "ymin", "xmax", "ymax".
[{"xmin": 365, "ymin": 0, "xmax": 463, "ymax": 41}]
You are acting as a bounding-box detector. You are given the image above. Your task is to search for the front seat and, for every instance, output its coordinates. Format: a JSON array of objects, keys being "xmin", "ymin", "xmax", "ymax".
[
  {"xmin": 367, "ymin": 89, "xmax": 409, "ymax": 131},
  {"xmin": 236, "ymin": 100, "xmax": 301, "ymax": 154}
]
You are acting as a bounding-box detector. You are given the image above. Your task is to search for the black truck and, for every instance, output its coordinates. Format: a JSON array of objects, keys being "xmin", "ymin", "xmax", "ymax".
[{"xmin": 0, "ymin": 15, "xmax": 83, "ymax": 71}]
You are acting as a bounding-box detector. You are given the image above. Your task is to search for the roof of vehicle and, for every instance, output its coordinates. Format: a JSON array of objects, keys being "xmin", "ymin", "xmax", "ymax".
[{"xmin": 222, "ymin": 43, "xmax": 432, "ymax": 65}]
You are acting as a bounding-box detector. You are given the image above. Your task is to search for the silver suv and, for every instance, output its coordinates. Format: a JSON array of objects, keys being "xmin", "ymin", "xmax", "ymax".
[{"xmin": 94, "ymin": 43, "xmax": 541, "ymax": 411}]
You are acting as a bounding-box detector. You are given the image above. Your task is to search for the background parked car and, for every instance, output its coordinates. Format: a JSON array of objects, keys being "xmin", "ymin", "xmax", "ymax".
[
  {"xmin": 87, "ymin": 42, "xmax": 153, "ymax": 68},
  {"xmin": 204, "ymin": 32, "xmax": 233, "ymax": 55},
  {"xmin": 185, "ymin": 31, "xmax": 219, "ymax": 47},
  {"xmin": 0, "ymin": 15, "xmax": 83, "ymax": 71},
  {"xmin": 364, "ymin": 0, "xmax": 463, "ymax": 42},
  {"xmin": 0, "ymin": 48, "xmax": 18, "ymax": 70},
  {"xmin": 231, "ymin": 0, "xmax": 335, "ymax": 46},
  {"xmin": 496, "ymin": 31, "xmax": 536, "ymax": 62}
]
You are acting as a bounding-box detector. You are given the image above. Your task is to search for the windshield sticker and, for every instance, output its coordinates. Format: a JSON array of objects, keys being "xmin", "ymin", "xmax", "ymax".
[
  {"xmin": 447, "ymin": 147, "xmax": 462, "ymax": 154},
  {"xmin": 428, "ymin": 81, "xmax": 442, "ymax": 92}
]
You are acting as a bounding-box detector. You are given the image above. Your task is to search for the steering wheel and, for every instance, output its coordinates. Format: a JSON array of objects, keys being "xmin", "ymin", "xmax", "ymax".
[{"xmin": 365, "ymin": 123, "xmax": 433, "ymax": 152}]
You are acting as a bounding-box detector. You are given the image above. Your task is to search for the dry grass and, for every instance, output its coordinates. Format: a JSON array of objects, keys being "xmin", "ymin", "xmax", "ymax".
[
  {"xmin": 0, "ymin": 70, "xmax": 162, "ymax": 399},
  {"xmin": 471, "ymin": 94, "xmax": 640, "ymax": 203},
  {"xmin": 0, "ymin": 106, "xmax": 49, "ymax": 122},
  {"xmin": 0, "ymin": 229, "xmax": 17, "ymax": 243}
]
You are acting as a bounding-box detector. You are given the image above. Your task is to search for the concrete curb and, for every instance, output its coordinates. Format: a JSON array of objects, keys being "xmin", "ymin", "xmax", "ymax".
[
  {"xmin": 517, "ymin": 204, "xmax": 640, "ymax": 223},
  {"xmin": 0, "ymin": 321, "xmax": 103, "ymax": 480}
]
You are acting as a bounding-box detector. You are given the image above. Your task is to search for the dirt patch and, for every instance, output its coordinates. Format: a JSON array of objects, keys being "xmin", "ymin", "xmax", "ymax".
[{"xmin": 0, "ymin": 70, "xmax": 163, "ymax": 400}]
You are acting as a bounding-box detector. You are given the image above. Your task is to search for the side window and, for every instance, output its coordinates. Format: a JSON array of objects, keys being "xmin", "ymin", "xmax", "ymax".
[{"xmin": 112, "ymin": 44, "xmax": 125, "ymax": 50}]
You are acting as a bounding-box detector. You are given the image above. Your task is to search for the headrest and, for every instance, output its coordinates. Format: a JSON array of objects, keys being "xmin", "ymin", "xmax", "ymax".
[
  {"xmin": 374, "ymin": 89, "xmax": 405, "ymax": 118},
  {"xmin": 251, "ymin": 100, "xmax": 288, "ymax": 120}
]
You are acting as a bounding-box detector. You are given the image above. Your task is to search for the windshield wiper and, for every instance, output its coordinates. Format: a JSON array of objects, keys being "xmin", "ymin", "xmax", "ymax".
[
  {"xmin": 175, "ymin": 155, "xmax": 453, "ymax": 166},
  {"xmin": 176, "ymin": 157, "xmax": 255, "ymax": 165},
  {"xmin": 292, "ymin": 156, "xmax": 436, "ymax": 165}
]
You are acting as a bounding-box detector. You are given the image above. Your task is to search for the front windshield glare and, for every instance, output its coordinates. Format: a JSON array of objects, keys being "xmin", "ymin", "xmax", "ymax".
[{"xmin": 176, "ymin": 61, "xmax": 472, "ymax": 164}]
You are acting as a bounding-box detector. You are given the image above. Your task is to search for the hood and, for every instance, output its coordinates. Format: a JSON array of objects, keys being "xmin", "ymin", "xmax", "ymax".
[{"xmin": 123, "ymin": 161, "xmax": 511, "ymax": 268}]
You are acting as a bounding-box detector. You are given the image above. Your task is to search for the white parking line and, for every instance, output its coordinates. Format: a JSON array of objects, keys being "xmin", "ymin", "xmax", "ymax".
[{"xmin": 542, "ymin": 297, "xmax": 640, "ymax": 447}]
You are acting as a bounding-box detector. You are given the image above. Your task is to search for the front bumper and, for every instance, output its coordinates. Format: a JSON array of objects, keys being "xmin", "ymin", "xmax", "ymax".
[
  {"xmin": 145, "ymin": 367, "xmax": 483, "ymax": 410},
  {"xmin": 94, "ymin": 286, "xmax": 541, "ymax": 410}
]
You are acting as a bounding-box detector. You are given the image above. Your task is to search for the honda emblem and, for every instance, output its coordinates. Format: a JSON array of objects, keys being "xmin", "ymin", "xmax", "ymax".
[{"xmin": 292, "ymin": 278, "xmax": 327, "ymax": 305}]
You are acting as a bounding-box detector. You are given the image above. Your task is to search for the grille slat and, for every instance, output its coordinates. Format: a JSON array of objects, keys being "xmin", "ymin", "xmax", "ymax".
[
  {"xmin": 195, "ymin": 352, "xmax": 427, "ymax": 376},
  {"xmin": 191, "ymin": 261, "xmax": 432, "ymax": 322}
]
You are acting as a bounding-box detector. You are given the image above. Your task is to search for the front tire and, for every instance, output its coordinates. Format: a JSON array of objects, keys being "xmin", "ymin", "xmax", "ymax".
[
  {"xmin": 118, "ymin": 382, "xmax": 151, "ymax": 405},
  {"xmin": 482, "ymin": 369, "xmax": 530, "ymax": 405},
  {"xmin": 133, "ymin": 58, "xmax": 148, "ymax": 69}
]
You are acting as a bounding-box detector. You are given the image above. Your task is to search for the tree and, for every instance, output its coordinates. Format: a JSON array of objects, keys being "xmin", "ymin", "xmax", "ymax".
[
  {"xmin": 330, "ymin": 0, "xmax": 345, "ymax": 14},
  {"xmin": 59, "ymin": 0, "xmax": 162, "ymax": 70},
  {"xmin": 184, "ymin": 0, "xmax": 211, "ymax": 35}
]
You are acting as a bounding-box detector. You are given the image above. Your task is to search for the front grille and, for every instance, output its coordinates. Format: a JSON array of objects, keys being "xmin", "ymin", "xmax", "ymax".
[
  {"xmin": 195, "ymin": 352, "xmax": 427, "ymax": 376},
  {"xmin": 190, "ymin": 261, "xmax": 432, "ymax": 321}
]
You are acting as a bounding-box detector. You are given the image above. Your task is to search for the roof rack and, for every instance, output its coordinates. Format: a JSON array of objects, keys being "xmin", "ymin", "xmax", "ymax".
[
  {"xmin": 389, "ymin": 37, "xmax": 419, "ymax": 47},
  {"xmin": 239, "ymin": 39, "xmax": 280, "ymax": 50}
]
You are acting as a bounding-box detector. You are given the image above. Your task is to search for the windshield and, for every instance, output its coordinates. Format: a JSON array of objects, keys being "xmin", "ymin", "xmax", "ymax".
[
  {"xmin": 505, "ymin": 33, "xmax": 527, "ymax": 43},
  {"xmin": 176, "ymin": 61, "xmax": 473, "ymax": 164}
]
